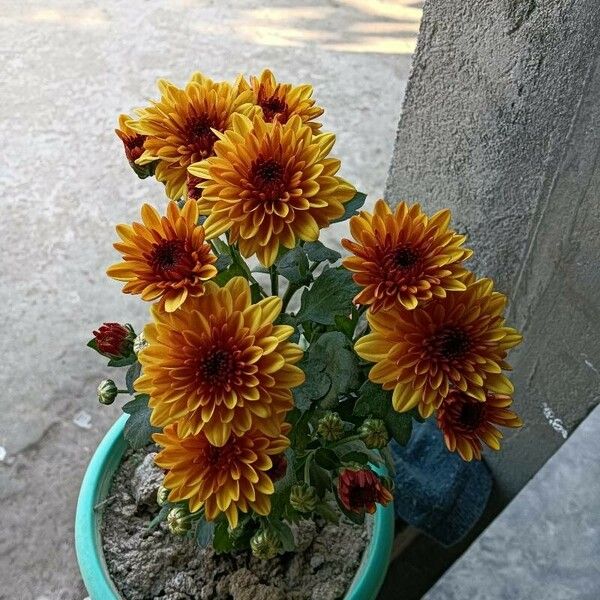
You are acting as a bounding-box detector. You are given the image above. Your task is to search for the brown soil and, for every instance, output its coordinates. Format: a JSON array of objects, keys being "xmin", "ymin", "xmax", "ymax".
[{"xmin": 101, "ymin": 447, "xmax": 370, "ymax": 600}]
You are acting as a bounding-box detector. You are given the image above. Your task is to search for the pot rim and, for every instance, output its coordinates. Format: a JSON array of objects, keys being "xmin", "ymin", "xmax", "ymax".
[{"xmin": 75, "ymin": 414, "xmax": 395, "ymax": 600}]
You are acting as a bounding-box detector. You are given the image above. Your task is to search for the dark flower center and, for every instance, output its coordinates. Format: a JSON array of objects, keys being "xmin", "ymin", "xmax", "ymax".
[
  {"xmin": 185, "ymin": 115, "xmax": 219, "ymax": 157},
  {"xmin": 260, "ymin": 95, "xmax": 288, "ymax": 122},
  {"xmin": 198, "ymin": 348, "xmax": 237, "ymax": 387},
  {"xmin": 250, "ymin": 158, "xmax": 287, "ymax": 202},
  {"xmin": 253, "ymin": 159, "xmax": 284, "ymax": 183},
  {"xmin": 203, "ymin": 437, "xmax": 242, "ymax": 467},
  {"xmin": 430, "ymin": 326, "xmax": 471, "ymax": 360},
  {"xmin": 348, "ymin": 485, "xmax": 378, "ymax": 508},
  {"xmin": 393, "ymin": 245, "xmax": 420, "ymax": 269},
  {"xmin": 151, "ymin": 239, "xmax": 186, "ymax": 271},
  {"xmin": 458, "ymin": 401, "xmax": 487, "ymax": 431}
]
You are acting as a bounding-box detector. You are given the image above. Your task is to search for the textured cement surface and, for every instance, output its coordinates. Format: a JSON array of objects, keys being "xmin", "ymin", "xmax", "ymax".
[
  {"xmin": 385, "ymin": 0, "xmax": 600, "ymax": 499},
  {"xmin": 0, "ymin": 1, "xmax": 420, "ymax": 597},
  {"xmin": 425, "ymin": 402, "xmax": 600, "ymax": 600}
]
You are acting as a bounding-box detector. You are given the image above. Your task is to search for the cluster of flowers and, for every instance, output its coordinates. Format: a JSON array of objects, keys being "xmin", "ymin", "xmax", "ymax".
[{"xmin": 91, "ymin": 69, "xmax": 522, "ymax": 558}]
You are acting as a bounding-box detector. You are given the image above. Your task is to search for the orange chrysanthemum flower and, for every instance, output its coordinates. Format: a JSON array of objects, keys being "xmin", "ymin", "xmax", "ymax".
[
  {"xmin": 154, "ymin": 422, "xmax": 290, "ymax": 528},
  {"xmin": 188, "ymin": 113, "xmax": 356, "ymax": 266},
  {"xmin": 342, "ymin": 200, "xmax": 472, "ymax": 312},
  {"xmin": 355, "ymin": 277, "xmax": 522, "ymax": 418},
  {"xmin": 135, "ymin": 277, "xmax": 304, "ymax": 445},
  {"xmin": 115, "ymin": 113, "xmax": 146, "ymax": 164},
  {"xmin": 129, "ymin": 73, "xmax": 254, "ymax": 199},
  {"xmin": 106, "ymin": 201, "xmax": 217, "ymax": 313},
  {"xmin": 238, "ymin": 69, "xmax": 323, "ymax": 132},
  {"xmin": 436, "ymin": 389, "xmax": 523, "ymax": 461}
]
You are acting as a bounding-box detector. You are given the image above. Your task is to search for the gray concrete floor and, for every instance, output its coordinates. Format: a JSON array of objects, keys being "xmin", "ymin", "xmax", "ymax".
[
  {"xmin": 0, "ymin": 1, "xmax": 420, "ymax": 597},
  {"xmin": 426, "ymin": 403, "xmax": 600, "ymax": 600}
]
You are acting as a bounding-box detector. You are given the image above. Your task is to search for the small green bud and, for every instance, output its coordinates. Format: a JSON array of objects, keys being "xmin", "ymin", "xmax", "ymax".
[
  {"xmin": 167, "ymin": 507, "xmax": 191, "ymax": 536},
  {"xmin": 156, "ymin": 484, "xmax": 169, "ymax": 507},
  {"xmin": 250, "ymin": 529, "xmax": 281, "ymax": 560},
  {"xmin": 133, "ymin": 332, "xmax": 148, "ymax": 355},
  {"xmin": 317, "ymin": 412, "xmax": 344, "ymax": 441},
  {"xmin": 289, "ymin": 483, "xmax": 319, "ymax": 513},
  {"xmin": 97, "ymin": 379, "xmax": 118, "ymax": 405},
  {"xmin": 358, "ymin": 418, "xmax": 389, "ymax": 449}
]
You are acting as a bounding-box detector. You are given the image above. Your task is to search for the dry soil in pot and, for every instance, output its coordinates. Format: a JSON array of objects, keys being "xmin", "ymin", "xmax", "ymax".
[{"xmin": 101, "ymin": 447, "xmax": 370, "ymax": 600}]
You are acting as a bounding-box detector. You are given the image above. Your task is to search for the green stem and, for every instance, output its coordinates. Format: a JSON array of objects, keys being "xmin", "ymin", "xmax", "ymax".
[
  {"xmin": 303, "ymin": 450, "xmax": 315, "ymax": 484},
  {"xmin": 269, "ymin": 266, "xmax": 279, "ymax": 296},
  {"xmin": 228, "ymin": 244, "xmax": 268, "ymax": 297},
  {"xmin": 281, "ymin": 283, "xmax": 301, "ymax": 312},
  {"xmin": 116, "ymin": 389, "xmax": 129, "ymax": 395}
]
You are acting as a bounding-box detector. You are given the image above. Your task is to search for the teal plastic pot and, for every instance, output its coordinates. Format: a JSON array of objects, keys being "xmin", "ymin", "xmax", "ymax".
[{"xmin": 75, "ymin": 415, "xmax": 395, "ymax": 600}]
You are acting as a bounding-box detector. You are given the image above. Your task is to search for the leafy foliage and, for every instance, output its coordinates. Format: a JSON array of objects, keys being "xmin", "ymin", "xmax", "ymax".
[
  {"xmin": 331, "ymin": 191, "xmax": 367, "ymax": 224},
  {"xmin": 122, "ymin": 394, "xmax": 160, "ymax": 449},
  {"xmin": 354, "ymin": 381, "xmax": 414, "ymax": 446},
  {"xmin": 296, "ymin": 267, "xmax": 360, "ymax": 326}
]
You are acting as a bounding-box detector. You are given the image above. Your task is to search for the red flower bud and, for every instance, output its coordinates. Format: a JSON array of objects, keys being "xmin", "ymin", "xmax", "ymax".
[
  {"xmin": 92, "ymin": 322, "xmax": 134, "ymax": 358},
  {"xmin": 338, "ymin": 468, "xmax": 393, "ymax": 515}
]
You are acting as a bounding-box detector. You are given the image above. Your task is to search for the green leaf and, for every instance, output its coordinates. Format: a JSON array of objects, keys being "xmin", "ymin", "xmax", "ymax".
[
  {"xmin": 269, "ymin": 450, "xmax": 298, "ymax": 518},
  {"xmin": 215, "ymin": 253, "xmax": 233, "ymax": 271},
  {"xmin": 212, "ymin": 520, "xmax": 234, "ymax": 553},
  {"xmin": 339, "ymin": 450, "xmax": 370, "ymax": 466},
  {"xmin": 331, "ymin": 191, "xmax": 367, "ymax": 224},
  {"xmin": 293, "ymin": 364, "xmax": 331, "ymax": 411},
  {"xmin": 301, "ymin": 332, "xmax": 361, "ymax": 409},
  {"xmin": 309, "ymin": 462, "xmax": 332, "ymax": 496},
  {"xmin": 250, "ymin": 282, "xmax": 263, "ymax": 303},
  {"xmin": 354, "ymin": 381, "xmax": 413, "ymax": 446},
  {"xmin": 315, "ymin": 502, "xmax": 340, "ymax": 524},
  {"xmin": 304, "ymin": 241, "xmax": 341, "ymax": 264},
  {"xmin": 334, "ymin": 314, "xmax": 355, "ymax": 341},
  {"xmin": 107, "ymin": 354, "xmax": 137, "ymax": 368},
  {"xmin": 314, "ymin": 447, "xmax": 341, "ymax": 470},
  {"xmin": 269, "ymin": 519, "xmax": 296, "ymax": 552},
  {"xmin": 195, "ymin": 518, "xmax": 215, "ymax": 547},
  {"xmin": 87, "ymin": 339, "xmax": 100, "ymax": 353},
  {"xmin": 214, "ymin": 261, "xmax": 246, "ymax": 286},
  {"xmin": 122, "ymin": 394, "xmax": 160, "ymax": 449},
  {"xmin": 147, "ymin": 505, "xmax": 169, "ymax": 531},
  {"xmin": 296, "ymin": 267, "xmax": 359, "ymax": 326},
  {"xmin": 125, "ymin": 362, "xmax": 141, "ymax": 395},
  {"xmin": 277, "ymin": 247, "xmax": 312, "ymax": 286}
]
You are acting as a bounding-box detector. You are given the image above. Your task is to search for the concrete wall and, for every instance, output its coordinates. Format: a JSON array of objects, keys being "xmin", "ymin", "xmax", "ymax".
[{"xmin": 386, "ymin": 0, "xmax": 600, "ymax": 499}]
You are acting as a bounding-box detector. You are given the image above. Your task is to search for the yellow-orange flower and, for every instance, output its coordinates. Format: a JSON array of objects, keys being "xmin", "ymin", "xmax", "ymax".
[
  {"xmin": 154, "ymin": 422, "xmax": 290, "ymax": 527},
  {"xmin": 115, "ymin": 113, "xmax": 146, "ymax": 164},
  {"xmin": 342, "ymin": 200, "xmax": 472, "ymax": 312},
  {"xmin": 189, "ymin": 113, "xmax": 356, "ymax": 266},
  {"xmin": 129, "ymin": 73, "xmax": 254, "ymax": 199},
  {"xmin": 106, "ymin": 201, "xmax": 217, "ymax": 313},
  {"xmin": 238, "ymin": 69, "xmax": 323, "ymax": 132},
  {"xmin": 135, "ymin": 277, "xmax": 304, "ymax": 445},
  {"xmin": 436, "ymin": 390, "xmax": 523, "ymax": 461},
  {"xmin": 355, "ymin": 277, "xmax": 522, "ymax": 418}
]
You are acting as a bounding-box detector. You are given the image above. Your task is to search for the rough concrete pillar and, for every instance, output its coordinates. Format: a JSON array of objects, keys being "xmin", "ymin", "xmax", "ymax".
[{"xmin": 386, "ymin": 0, "xmax": 600, "ymax": 499}]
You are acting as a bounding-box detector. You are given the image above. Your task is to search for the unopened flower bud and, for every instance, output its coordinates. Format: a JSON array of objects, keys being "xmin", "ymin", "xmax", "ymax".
[
  {"xmin": 289, "ymin": 483, "xmax": 319, "ymax": 513},
  {"xmin": 156, "ymin": 484, "xmax": 169, "ymax": 507},
  {"xmin": 359, "ymin": 418, "xmax": 389, "ymax": 449},
  {"xmin": 97, "ymin": 379, "xmax": 118, "ymax": 405},
  {"xmin": 317, "ymin": 412, "xmax": 344, "ymax": 441},
  {"xmin": 167, "ymin": 507, "xmax": 191, "ymax": 536},
  {"xmin": 250, "ymin": 529, "xmax": 281, "ymax": 560},
  {"xmin": 92, "ymin": 322, "xmax": 135, "ymax": 359},
  {"xmin": 133, "ymin": 332, "xmax": 148, "ymax": 355}
]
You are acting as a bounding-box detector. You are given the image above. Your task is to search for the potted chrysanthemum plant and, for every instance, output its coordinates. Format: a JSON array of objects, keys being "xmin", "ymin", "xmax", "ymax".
[{"xmin": 76, "ymin": 70, "xmax": 523, "ymax": 600}]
